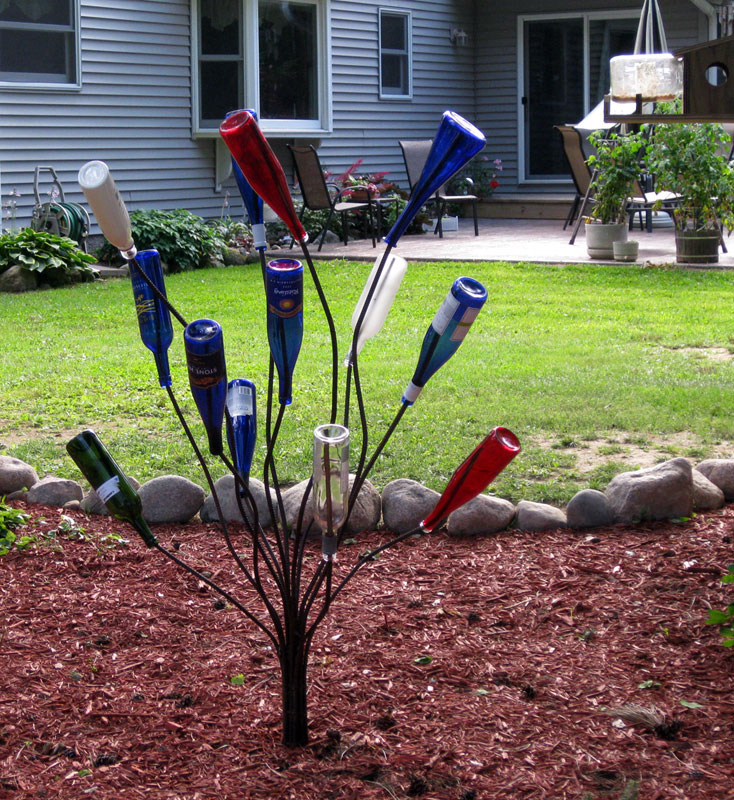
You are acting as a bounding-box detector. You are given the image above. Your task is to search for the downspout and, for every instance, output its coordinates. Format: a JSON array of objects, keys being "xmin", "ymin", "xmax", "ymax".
[{"xmin": 687, "ymin": 0, "xmax": 718, "ymax": 39}]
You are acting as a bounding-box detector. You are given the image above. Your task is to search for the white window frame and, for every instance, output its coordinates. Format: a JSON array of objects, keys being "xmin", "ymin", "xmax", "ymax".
[
  {"xmin": 192, "ymin": 0, "xmax": 332, "ymax": 137},
  {"xmin": 517, "ymin": 10, "xmax": 637, "ymax": 184},
  {"xmin": 0, "ymin": 0, "xmax": 81, "ymax": 91},
  {"xmin": 378, "ymin": 8, "xmax": 412, "ymax": 100}
]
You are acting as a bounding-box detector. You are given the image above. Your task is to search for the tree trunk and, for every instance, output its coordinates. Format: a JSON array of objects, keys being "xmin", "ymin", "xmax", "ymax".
[{"xmin": 281, "ymin": 644, "xmax": 309, "ymax": 747}]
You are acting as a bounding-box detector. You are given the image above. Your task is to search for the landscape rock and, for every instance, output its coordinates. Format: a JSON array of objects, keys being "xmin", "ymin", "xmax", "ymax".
[
  {"xmin": 695, "ymin": 459, "xmax": 734, "ymax": 501},
  {"xmin": 566, "ymin": 489, "xmax": 614, "ymax": 529},
  {"xmin": 605, "ymin": 457, "xmax": 693, "ymax": 524},
  {"xmin": 223, "ymin": 247, "xmax": 247, "ymax": 266},
  {"xmin": 139, "ymin": 475, "xmax": 206, "ymax": 524},
  {"xmin": 692, "ymin": 469, "xmax": 726, "ymax": 510},
  {"xmin": 515, "ymin": 500, "xmax": 567, "ymax": 531},
  {"xmin": 0, "ymin": 264, "xmax": 37, "ymax": 293},
  {"xmin": 382, "ymin": 479, "xmax": 440, "ymax": 534},
  {"xmin": 0, "ymin": 455, "xmax": 38, "ymax": 494},
  {"xmin": 281, "ymin": 476, "xmax": 381, "ymax": 536},
  {"xmin": 200, "ymin": 475, "xmax": 275, "ymax": 528},
  {"xmin": 447, "ymin": 494, "xmax": 515, "ymax": 536},
  {"xmin": 81, "ymin": 476, "xmax": 141, "ymax": 516},
  {"xmin": 26, "ymin": 476, "xmax": 83, "ymax": 508}
]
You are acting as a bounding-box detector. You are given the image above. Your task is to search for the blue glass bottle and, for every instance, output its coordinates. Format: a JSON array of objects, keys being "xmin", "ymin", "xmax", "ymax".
[
  {"xmin": 385, "ymin": 111, "xmax": 486, "ymax": 247},
  {"xmin": 225, "ymin": 109, "xmax": 266, "ymax": 250},
  {"xmin": 226, "ymin": 378, "xmax": 257, "ymax": 490},
  {"xmin": 184, "ymin": 319, "xmax": 227, "ymax": 455},
  {"xmin": 402, "ymin": 277, "xmax": 488, "ymax": 405},
  {"xmin": 131, "ymin": 249, "xmax": 173, "ymax": 387},
  {"xmin": 266, "ymin": 259, "xmax": 303, "ymax": 406}
]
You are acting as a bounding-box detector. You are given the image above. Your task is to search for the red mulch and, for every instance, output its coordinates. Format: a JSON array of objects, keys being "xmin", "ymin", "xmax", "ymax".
[{"xmin": 1, "ymin": 501, "xmax": 733, "ymax": 800}]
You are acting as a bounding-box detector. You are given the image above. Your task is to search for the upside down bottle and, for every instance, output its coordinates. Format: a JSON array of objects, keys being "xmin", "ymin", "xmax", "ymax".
[
  {"xmin": 402, "ymin": 277, "xmax": 488, "ymax": 405},
  {"xmin": 66, "ymin": 430, "xmax": 156, "ymax": 547},
  {"xmin": 266, "ymin": 259, "xmax": 303, "ymax": 405},
  {"xmin": 131, "ymin": 249, "xmax": 173, "ymax": 387},
  {"xmin": 184, "ymin": 319, "xmax": 228, "ymax": 455},
  {"xmin": 226, "ymin": 378, "xmax": 257, "ymax": 490}
]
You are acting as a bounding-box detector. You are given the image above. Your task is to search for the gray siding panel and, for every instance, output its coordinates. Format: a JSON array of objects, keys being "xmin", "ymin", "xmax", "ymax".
[{"xmin": 0, "ymin": 0, "xmax": 713, "ymax": 230}]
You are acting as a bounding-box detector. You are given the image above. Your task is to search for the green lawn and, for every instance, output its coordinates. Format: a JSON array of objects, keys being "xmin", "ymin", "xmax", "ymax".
[{"xmin": 2, "ymin": 259, "xmax": 734, "ymax": 506}]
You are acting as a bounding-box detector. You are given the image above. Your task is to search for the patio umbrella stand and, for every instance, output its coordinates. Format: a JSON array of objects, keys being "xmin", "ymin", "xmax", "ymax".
[{"xmin": 70, "ymin": 110, "xmax": 520, "ymax": 748}]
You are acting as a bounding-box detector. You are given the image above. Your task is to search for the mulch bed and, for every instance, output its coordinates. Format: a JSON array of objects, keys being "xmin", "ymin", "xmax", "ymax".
[{"xmin": 1, "ymin": 500, "xmax": 733, "ymax": 800}]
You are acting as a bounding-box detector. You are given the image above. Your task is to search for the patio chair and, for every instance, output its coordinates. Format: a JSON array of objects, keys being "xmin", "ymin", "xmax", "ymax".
[
  {"xmin": 287, "ymin": 144, "xmax": 377, "ymax": 251},
  {"xmin": 554, "ymin": 125, "xmax": 594, "ymax": 234},
  {"xmin": 399, "ymin": 139, "xmax": 479, "ymax": 237}
]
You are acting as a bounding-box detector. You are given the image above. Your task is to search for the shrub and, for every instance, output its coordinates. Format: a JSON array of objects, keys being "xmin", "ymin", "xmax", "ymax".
[
  {"xmin": 207, "ymin": 217, "xmax": 253, "ymax": 250},
  {"xmin": 706, "ymin": 564, "xmax": 734, "ymax": 646},
  {"xmin": 0, "ymin": 228, "xmax": 97, "ymax": 287},
  {"xmin": 0, "ymin": 499, "xmax": 30, "ymax": 556},
  {"xmin": 97, "ymin": 209, "xmax": 227, "ymax": 272}
]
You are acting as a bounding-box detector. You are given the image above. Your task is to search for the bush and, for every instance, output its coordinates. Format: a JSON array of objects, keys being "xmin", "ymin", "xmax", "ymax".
[
  {"xmin": 706, "ymin": 564, "xmax": 734, "ymax": 646},
  {"xmin": 97, "ymin": 209, "xmax": 227, "ymax": 272},
  {"xmin": 0, "ymin": 499, "xmax": 30, "ymax": 556},
  {"xmin": 0, "ymin": 228, "xmax": 97, "ymax": 286},
  {"xmin": 207, "ymin": 217, "xmax": 254, "ymax": 250}
]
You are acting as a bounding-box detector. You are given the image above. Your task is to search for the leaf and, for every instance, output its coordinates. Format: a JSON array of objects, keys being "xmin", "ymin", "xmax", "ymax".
[
  {"xmin": 475, "ymin": 688, "xmax": 490, "ymax": 696},
  {"xmin": 78, "ymin": 769, "xmax": 91, "ymax": 777},
  {"xmin": 680, "ymin": 699, "xmax": 704, "ymax": 709},
  {"xmin": 638, "ymin": 680, "xmax": 661, "ymax": 689},
  {"xmin": 414, "ymin": 655, "xmax": 432, "ymax": 665},
  {"xmin": 706, "ymin": 609, "xmax": 730, "ymax": 625},
  {"xmin": 230, "ymin": 673, "xmax": 245, "ymax": 686}
]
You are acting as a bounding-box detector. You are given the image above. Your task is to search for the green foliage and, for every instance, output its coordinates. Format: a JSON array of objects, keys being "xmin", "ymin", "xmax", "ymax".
[
  {"xmin": 705, "ymin": 564, "xmax": 734, "ymax": 646},
  {"xmin": 644, "ymin": 100, "xmax": 734, "ymax": 232},
  {"xmin": 0, "ymin": 499, "xmax": 30, "ymax": 555},
  {"xmin": 0, "ymin": 228, "xmax": 97, "ymax": 286},
  {"xmin": 587, "ymin": 130, "xmax": 646, "ymax": 224},
  {"xmin": 448, "ymin": 154, "xmax": 502, "ymax": 200},
  {"xmin": 97, "ymin": 209, "xmax": 227, "ymax": 272},
  {"xmin": 207, "ymin": 217, "xmax": 253, "ymax": 250}
]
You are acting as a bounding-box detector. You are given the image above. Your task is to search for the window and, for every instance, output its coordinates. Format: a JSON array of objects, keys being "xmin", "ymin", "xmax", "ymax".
[
  {"xmin": 195, "ymin": 0, "xmax": 330, "ymax": 135},
  {"xmin": 379, "ymin": 9, "xmax": 411, "ymax": 99},
  {"xmin": 0, "ymin": 0, "xmax": 80, "ymax": 88},
  {"xmin": 519, "ymin": 12, "xmax": 637, "ymax": 182}
]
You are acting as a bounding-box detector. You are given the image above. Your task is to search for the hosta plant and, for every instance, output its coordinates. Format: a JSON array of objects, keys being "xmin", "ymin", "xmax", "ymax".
[{"xmin": 0, "ymin": 228, "xmax": 97, "ymax": 286}]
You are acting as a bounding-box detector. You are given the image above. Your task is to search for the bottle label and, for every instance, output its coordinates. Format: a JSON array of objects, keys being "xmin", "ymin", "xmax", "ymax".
[
  {"xmin": 450, "ymin": 306, "xmax": 480, "ymax": 342},
  {"xmin": 96, "ymin": 475, "xmax": 120, "ymax": 503},
  {"xmin": 267, "ymin": 271, "xmax": 303, "ymax": 319},
  {"xmin": 227, "ymin": 384, "xmax": 254, "ymax": 416},
  {"xmin": 187, "ymin": 350, "xmax": 226, "ymax": 389},
  {"xmin": 430, "ymin": 293, "xmax": 461, "ymax": 335}
]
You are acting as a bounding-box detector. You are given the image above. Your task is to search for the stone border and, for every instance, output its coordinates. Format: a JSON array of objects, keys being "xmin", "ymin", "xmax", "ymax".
[{"xmin": 2, "ymin": 453, "xmax": 732, "ymax": 537}]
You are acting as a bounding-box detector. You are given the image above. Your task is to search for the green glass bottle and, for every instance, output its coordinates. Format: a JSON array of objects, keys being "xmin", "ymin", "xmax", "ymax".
[{"xmin": 66, "ymin": 430, "xmax": 156, "ymax": 548}]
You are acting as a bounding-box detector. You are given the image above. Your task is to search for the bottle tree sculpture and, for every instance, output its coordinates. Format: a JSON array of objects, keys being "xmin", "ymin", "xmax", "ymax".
[{"xmin": 72, "ymin": 111, "xmax": 521, "ymax": 748}]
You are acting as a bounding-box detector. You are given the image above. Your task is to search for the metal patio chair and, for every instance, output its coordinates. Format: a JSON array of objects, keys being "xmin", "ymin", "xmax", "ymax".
[
  {"xmin": 555, "ymin": 125, "xmax": 594, "ymax": 236},
  {"xmin": 399, "ymin": 138, "xmax": 480, "ymax": 237},
  {"xmin": 287, "ymin": 144, "xmax": 376, "ymax": 251}
]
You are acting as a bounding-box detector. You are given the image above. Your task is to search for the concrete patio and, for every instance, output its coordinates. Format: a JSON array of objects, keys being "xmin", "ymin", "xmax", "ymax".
[{"xmin": 308, "ymin": 215, "xmax": 734, "ymax": 267}]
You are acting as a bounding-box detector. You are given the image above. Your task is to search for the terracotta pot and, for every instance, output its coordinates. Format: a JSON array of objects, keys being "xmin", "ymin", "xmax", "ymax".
[{"xmin": 585, "ymin": 222, "xmax": 627, "ymax": 259}]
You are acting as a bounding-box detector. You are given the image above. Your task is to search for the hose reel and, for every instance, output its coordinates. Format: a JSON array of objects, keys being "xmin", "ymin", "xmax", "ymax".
[{"xmin": 30, "ymin": 166, "xmax": 90, "ymax": 251}]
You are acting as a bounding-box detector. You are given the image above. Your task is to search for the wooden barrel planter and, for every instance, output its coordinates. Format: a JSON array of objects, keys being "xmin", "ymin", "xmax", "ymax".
[{"xmin": 675, "ymin": 229, "xmax": 720, "ymax": 264}]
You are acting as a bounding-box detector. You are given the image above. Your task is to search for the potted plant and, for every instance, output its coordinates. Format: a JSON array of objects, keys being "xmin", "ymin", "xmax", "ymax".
[
  {"xmin": 584, "ymin": 129, "xmax": 645, "ymax": 259},
  {"xmin": 643, "ymin": 101, "xmax": 734, "ymax": 264}
]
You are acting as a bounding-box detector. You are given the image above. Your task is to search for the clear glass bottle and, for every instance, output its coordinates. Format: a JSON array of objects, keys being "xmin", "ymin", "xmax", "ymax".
[{"xmin": 312, "ymin": 424, "xmax": 350, "ymax": 561}]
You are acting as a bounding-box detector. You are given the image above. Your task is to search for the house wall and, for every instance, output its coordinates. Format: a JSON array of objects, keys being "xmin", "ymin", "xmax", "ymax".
[
  {"xmin": 0, "ymin": 0, "xmax": 713, "ymax": 230},
  {"xmin": 475, "ymin": 0, "xmax": 709, "ymax": 197},
  {"xmin": 0, "ymin": 0, "xmax": 476, "ymax": 232}
]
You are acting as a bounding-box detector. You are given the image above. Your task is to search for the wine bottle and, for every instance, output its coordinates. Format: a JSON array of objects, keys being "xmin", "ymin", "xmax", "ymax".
[
  {"xmin": 385, "ymin": 111, "xmax": 486, "ymax": 248},
  {"xmin": 77, "ymin": 160, "xmax": 137, "ymax": 260},
  {"xmin": 345, "ymin": 252, "xmax": 408, "ymax": 366},
  {"xmin": 184, "ymin": 319, "xmax": 227, "ymax": 455},
  {"xmin": 66, "ymin": 430, "xmax": 156, "ymax": 547},
  {"xmin": 219, "ymin": 110, "xmax": 307, "ymax": 244},
  {"xmin": 131, "ymin": 249, "xmax": 173, "ymax": 387},
  {"xmin": 312, "ymin": 424, "xmax": 350, "ymax": 561},
  {"xmin": 402, "ymin": 276, "xmax": 488, "ymax": 405},
  {"xmin": 226, "ymin": 378, "xmax": 257, "ymax": 490},
  {"xmin": 421, "ymin": 427, "xmax": 521, "ymax": 532},
  {"xmin": 266, "ymin": 259, "xmax": 303, "ymax": 406},
  {"xmin": 225, "ymin": 109, "xmax": 266, "ymax": 250}
]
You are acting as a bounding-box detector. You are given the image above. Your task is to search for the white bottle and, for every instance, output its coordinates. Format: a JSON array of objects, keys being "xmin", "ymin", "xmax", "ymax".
[
  {"xmin": 344, "ymin": 253, "xmax": 408, "ymax": 366},
  {"xmin": 78, "ymin": 160, "xmax": 137, "ymax": 260}
]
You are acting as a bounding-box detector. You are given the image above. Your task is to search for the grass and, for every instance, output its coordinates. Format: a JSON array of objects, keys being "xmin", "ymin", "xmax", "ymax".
[{"xmin": 2, "ymin": 258, "xmax": 734, "ymax": 506}]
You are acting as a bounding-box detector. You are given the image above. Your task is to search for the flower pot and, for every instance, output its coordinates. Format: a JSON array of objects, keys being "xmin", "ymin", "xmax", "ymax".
[
  {"xmin": 613, "ymin": 239, "xmax": 639, "ymax": 262},
  {"xmin": 349, "ymin": 189, "xmax": 379, "ymax": 202},
  {"xmin": 675, "ymin": 229, "xmax": 720, "ymax": 264},
  {"xmin": 585, "ymin": 222, "xmax": 627, "ymax": 259}
]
